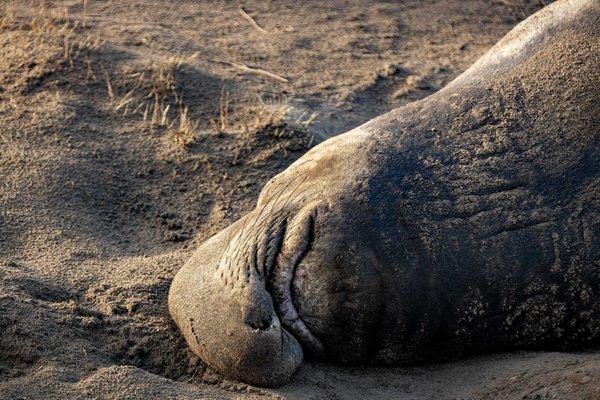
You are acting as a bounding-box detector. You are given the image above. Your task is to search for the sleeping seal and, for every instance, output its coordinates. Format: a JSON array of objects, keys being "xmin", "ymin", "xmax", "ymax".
[{"xmin": 169, "ymin": 0, "xmax": 600, "ymax": 387}]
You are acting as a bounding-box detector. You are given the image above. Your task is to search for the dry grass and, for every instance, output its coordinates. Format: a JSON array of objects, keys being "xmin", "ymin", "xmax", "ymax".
[
  {"xmin": 1, "ymin": 2, "xmax": 201, "ymax": 149},
  {"xmin": 240, "ymin": 103, "xmax": 290, "ymax": 138},
  {"xmin": 206, "ymin": 90, "xmax": 318, "ymax": 148},
  {"xmin": 241, "ymin": 96, "xmax": 318, "ymax": 139},
  {"xmin": 207, "ymin": 90, "xmax": 292, "ymax": 138},
  {"xmin": 209, "ymin": 87, "xmax": 230, "ymax": 135},
  {"xmin": 1, "ymin": 1, "xmax": 310, "ymax": 150},
  {"xmin": 0, "ymin": 1, "xmax": 102, "ymax": 139},
  {"xmin": 171, "ymin": 106, "xmax": 199, "ymax": 148},
  {"xmin": 103, "ymin": 54, "xmax": 202, "ymax": 148},
  {"xmin": 0, "ymin": 1, "xmax": 101, "ymax": 73}
]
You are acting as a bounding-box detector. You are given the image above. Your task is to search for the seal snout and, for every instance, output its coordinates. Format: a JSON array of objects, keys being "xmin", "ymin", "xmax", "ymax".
[{"xmin": 168, "ymin": 213, "xmax": 303, "ymax": 387}]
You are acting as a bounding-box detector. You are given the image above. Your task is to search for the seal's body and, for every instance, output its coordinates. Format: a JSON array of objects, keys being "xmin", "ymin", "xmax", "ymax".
[{"xmin": 169, "ymin": 0, "xmax": 600, "ymax": 386}]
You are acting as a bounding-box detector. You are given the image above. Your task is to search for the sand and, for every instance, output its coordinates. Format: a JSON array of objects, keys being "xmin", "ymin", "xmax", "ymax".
[{"xmin": 1, "ymin": 0, "xmax": 599, "ymax": 399}]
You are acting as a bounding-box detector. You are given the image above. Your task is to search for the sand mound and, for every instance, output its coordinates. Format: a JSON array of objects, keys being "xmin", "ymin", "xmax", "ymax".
[{"xmin": 2, "ymin": 1, "xmax": 599, "ymax": 399}]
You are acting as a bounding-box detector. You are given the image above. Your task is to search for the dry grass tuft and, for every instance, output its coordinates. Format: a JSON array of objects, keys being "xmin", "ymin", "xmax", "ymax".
[
  {"xmin": 206, "ymin": 92, "xmax": 317, "ymax": 150},
  {"xmin": 171, "ymin": 106, "xmax": 199, "ymax": 148},
  {"xmin": 239, "ymin": 96, "xmax": 317, "ymax": 140},
  {"xmin": 240, "ymin": 103, "xmax": 291, "ymax": 138},
  {"xmin": 208, "ymin": 87, "xmax": 230, "ymax": 135},
  {"xmin": 0, "ymin": 2, "xmax": 308, "ymax": 150},
  {"xmin": 1, "ymin": 2, "xmax": 201, "ymax": 149},
  {"xmin": 104, "ymin": 54, "xmax": 202, "ymax": 148},
  {"xmin": 0, "ymin": 1, "xmax": 101, "ymax": 92}
]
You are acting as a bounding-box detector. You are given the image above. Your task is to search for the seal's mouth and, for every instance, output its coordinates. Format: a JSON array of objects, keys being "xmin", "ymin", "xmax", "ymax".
[{"xmin": 267, "ymin": 206, "xmax": 325, "ymax": 356}]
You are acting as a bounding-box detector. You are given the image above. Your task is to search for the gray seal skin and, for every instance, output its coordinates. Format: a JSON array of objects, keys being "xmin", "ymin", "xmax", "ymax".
[{"xmin": 169, "ymin": 0, "xmax": 600, "ymax": 387}]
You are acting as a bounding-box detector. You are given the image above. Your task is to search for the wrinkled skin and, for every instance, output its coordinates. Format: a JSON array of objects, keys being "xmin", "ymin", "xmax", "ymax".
[{"xmin": 169, "ymin": 0, "xmax": 600, "ymax": 387}]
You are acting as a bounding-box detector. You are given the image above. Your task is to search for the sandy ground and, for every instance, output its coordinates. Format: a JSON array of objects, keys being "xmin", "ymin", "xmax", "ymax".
[{"xmin": 2, "ymin": 0, "xmax": 600, "ymax": 399}]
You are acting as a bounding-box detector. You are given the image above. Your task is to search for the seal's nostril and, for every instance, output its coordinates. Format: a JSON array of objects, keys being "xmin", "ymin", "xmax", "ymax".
[
  {"xmin": 245, "ymin": 314, "xmax": 273, "ymax": 331},
  {"xmin": 242, "ymin": 298, "xmax": 276, "ymax": 331}
]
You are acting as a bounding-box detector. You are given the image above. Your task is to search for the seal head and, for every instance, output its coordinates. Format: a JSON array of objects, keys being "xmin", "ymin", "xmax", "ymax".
[{"xmin": 169, "ymin": 131, "xmax": 384, "ymax": 386}]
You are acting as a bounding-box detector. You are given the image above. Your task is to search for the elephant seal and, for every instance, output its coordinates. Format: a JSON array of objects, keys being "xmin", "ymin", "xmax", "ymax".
[{"xmin": 169, "ymin": 0, "xmax": 600, "ymax": 387}]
